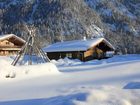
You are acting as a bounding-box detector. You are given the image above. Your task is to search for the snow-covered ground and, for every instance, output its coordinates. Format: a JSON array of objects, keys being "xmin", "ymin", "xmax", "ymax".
[
  {"xmin": 0, "ymin": 54, "xmax": 140, "ymax": 105},
  {"xmin": 0, "ymin": 56, "xmax": 59, "ymax": 81}
]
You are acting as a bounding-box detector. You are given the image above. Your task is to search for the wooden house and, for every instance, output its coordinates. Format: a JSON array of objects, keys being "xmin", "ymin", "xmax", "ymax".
[
  {"xmin": 0, "ymin": 34, "xmax": 25, "ymax": 56},
  {"xmin": 43, "ymin": 38, "xmax": 115, "ymax": 61}
]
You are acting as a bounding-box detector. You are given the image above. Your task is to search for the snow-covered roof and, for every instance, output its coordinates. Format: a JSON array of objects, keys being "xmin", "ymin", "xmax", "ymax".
[
  {"xmin": 0, "ymin": 34, "xmax": 25, "ymax": 43},
  {"xmin": 43, "ymin": 38, "xmax": 115, "ymax": 52}
]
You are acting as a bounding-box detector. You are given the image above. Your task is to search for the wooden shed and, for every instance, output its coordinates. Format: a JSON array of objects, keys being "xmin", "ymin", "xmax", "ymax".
[
  {"xmin": 0, "ymin": 34, "xmax": 25, "ymax": 56},
  {"xmin": 43, "ymin": 38, "xmax": 115, "ymax": 61}
]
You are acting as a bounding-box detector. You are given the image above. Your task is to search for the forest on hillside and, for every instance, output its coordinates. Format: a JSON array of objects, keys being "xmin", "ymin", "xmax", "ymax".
[{"xmin": 0, "ymin": 0, "xmax": 140, "ymax": 53}]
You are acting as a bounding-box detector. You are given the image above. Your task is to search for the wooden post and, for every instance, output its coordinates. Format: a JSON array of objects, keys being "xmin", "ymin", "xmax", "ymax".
[{"xmin": 12, "ymin": 24, "xmax": 50, "ymax": 66}]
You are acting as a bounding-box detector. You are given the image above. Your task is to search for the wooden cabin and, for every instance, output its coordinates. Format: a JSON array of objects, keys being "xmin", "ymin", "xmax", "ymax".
[
  {"xmin": 43, "ymin": 38, "xmax": 115, "ymax": 61},
  {"xmin": 0, "ymin": 34, "xmax": 25, "ymax": 56}
]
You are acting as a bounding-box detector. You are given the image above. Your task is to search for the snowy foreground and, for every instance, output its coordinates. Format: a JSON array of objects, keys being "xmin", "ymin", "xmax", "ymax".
[{"xmin": 0, "ymin": 55, "xmax": 140, "ymax": 105}]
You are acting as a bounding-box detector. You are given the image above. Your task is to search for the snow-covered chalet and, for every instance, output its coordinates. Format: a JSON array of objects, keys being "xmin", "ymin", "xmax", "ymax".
[
  {"xmin": 0, "ymin": 34, "xmax": 25, "ymax": 56},
  {"xmin": 43, "ymin": 38, "xmax": 115, "ymax": 61}
]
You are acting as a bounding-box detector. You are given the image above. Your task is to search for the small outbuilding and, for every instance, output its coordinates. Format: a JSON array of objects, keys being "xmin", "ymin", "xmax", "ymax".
[
  {"xmin": 0, "ymin": 34, "xmax": 25, "ymax": 56},
  {"xmin": 43, "ymin": 38, "xmax": 115, "ymax": 61}
]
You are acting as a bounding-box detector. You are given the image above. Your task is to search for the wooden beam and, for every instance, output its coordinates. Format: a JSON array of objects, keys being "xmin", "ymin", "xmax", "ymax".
[{"xmin": 0, "ymin": 48, "xmax": 21, "ymax": 50}]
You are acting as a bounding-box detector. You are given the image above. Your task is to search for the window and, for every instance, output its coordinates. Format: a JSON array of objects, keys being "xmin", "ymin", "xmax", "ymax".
[
  {"xmin": 66, "ymin": 53, "xmax": 72, "ymax": 58},
  {"xmin": 6, "ymin": 42, "xmax": 10, "ymax": 45}
]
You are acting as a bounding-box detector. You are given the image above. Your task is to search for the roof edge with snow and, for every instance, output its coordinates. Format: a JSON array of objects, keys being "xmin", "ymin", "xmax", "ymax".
[
  {"xmin": 0, "ymin": 34, "xmax": 25, "ymax": 43},
  {"xmin": 43, "ymin": 38, "xmax": 115, "ymax": 52}
]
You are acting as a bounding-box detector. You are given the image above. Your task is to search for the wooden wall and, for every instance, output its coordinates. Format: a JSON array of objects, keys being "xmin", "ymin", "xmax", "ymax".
[
  {"xmin": 47, "ymin": 51, "xmax": 84, "ymax": 61},
  {"xmin": 47, "ymin": 47, "xmax": 107, "ymax": 61},
  {"xmin": 0, "ymin": 40, "xmax": 15, "ymax": 47},
  {"xmin": 0, "ymin": 39, "xmax": 21, "ymax": 56},
  {"xmin": 84, "ymin": 47, "xmax": 105, "ymax": 61}
]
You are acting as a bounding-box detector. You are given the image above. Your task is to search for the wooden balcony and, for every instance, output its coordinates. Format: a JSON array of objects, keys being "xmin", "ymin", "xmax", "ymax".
[{"xmin": 0, "ymin": 46, "xmax": 21, "ymax": 51}]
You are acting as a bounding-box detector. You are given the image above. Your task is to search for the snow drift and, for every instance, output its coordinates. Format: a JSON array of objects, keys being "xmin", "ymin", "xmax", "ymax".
[
  {"xmin": 0, "ymin": 86, "xmax": 139, "ymax": 105},
  {"xmin": 0, "ymin": 56, "xmax": 60, "ymax": 80},
  {"xmin": 73, "ymin": 86, "xmax": 140, "ymax": 105}
]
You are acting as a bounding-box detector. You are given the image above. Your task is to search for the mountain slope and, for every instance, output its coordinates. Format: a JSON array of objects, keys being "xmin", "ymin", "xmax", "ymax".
[{"xmin": 0, "ymin": 0, "xmax": 140, "ymax": 53}]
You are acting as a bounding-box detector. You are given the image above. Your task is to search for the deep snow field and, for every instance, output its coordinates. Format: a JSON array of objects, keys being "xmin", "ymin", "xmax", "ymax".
[{"xmin": 0, "ymin": 54, "xmax": 140, "ymax": 105}]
